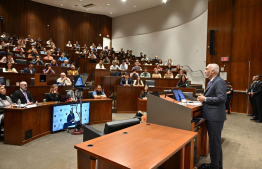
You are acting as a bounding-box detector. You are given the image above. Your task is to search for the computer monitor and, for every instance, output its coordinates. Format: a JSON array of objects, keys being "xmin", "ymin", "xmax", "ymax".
[
  {"xmin": 173, "ymin": 89, "xmax": 186, "ymax": 102},
  {"xmin": 74, "ymin": 74, "xmax": 89, "ymax": 88},
  {"xmin": 52, "ymin": 102, "xmax": 90, "ymax": 132}
]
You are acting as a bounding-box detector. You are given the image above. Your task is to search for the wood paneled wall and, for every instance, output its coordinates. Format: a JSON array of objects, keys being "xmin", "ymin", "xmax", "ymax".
[
  {"xmin": 0, "ymin": 0, "xmax": 112, "ymax": 50},
  {"xmin": 207, "ymin": 0, "xmax": 262, "ymax": 113}
]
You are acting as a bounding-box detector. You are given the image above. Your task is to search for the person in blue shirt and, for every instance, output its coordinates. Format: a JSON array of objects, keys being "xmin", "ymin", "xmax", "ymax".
[
  {"xmin": 92, "ymin": 85, "xmax": 106, "ymax": 99},
  {"xmin": 58, "ymin": 53, "xmax": 68, "ymax": 61},
  {"xmin": 120, "ymin": 74, "xmax": 133, "ymax": 86}
]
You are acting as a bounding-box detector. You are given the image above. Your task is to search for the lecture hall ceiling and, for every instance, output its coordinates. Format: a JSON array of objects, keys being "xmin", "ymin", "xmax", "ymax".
[{"xmin": 31, "ymin": 0, "xmax": 171, "ymax": 17}]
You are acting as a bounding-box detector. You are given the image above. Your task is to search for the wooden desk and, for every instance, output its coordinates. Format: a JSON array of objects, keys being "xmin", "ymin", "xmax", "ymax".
[
  {"xmin": 75, "ymin": 123, "xmax": 197, "ymax": 169},
  {"xmin": 1, "ymin": 98, "xmax": 112, "ymax": 145},
  {"xmin": 116, "ymin": 86, "xmax": 196, "ymax": 113},
  {"xmin": 137, "ymin": 98, "xmax": 147, "ymax": 111}
]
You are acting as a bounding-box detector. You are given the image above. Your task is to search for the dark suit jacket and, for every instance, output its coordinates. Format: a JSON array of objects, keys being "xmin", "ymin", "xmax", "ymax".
[
  {"xmin": 202, "ymin": 76, "xmax": 227, "ymax": 121},
  {"xmin": 252, "ymin": 80, "xmax": 262, "ymax": 98},
  {"xmin": 120, "ymin": 78, "xmax": 133, "ymax": 86},
  {"xmin": 11, "ymin": 90, "xmax": 34, "ymax": 104},
  {"xmin": 67, "ymin": 113, "xmax": 75, "ymax": 122},
  {"xmin": 24, "ymin": 67, "xmax": 36, "ymax": 74}
]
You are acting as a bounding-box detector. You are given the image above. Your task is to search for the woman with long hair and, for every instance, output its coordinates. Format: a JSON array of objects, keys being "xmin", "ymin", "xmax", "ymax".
[
  {"xmin": 3, "ymin": 62, "xmax": 18, "ymax": 73},
  {"xmin": 176, "ymin": 75, "xmax": 189, "ymax": 87},
  {"xmin": 140, "ymin": 84, "xmax": 149, "ymax": 99},
  {"xmin": 133, "ymin": 76, "xmax": 144, "ymax": 86},
  {"xmin": 45, "ymin": 84, "xmax": 61, "ymax": 102}
]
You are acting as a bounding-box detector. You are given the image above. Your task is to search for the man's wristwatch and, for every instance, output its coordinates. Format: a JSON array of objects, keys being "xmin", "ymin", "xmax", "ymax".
[{"xmin": 204, "ymin": 97, "xmax": 207, "ymax": 102}]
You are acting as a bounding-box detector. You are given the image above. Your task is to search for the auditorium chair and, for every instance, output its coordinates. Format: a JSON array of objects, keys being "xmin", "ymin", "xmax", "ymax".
[
  {"xmin": 83, "ymin": 118, "xmax": 140, "ymax": 141},
  {"xmin": 87, "ymin": 91, "xmax": 94, "ymax": 99},
  {"xmin": 15, "ymin": 59, "xmax": 27, "ymax": 64}
]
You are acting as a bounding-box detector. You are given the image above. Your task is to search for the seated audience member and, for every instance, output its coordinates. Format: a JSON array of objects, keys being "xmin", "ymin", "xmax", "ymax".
[
  {"xmin": 144, "ymin": 60, "xmax": 152, "ymax": 65},
  {"xmin": 75, "ymin": 48, "xmax": 81, "ymax": 54},
  {"xmin": 17, "ymin": 37, "xmax": 26, "ymax": 45},
  {"xmin": 110, "ymin": 61, "xmax": 120, "ymax": 70},
  {"xmin": 176, "ymin": 64, "xmax": 181, "ymax": 71},
  {"xmin": 226, "ymin": 82, "xmax": 233, "ymax": 114},
  {"xmin": 13, "ymin": 44, "xmax": 24, "ymax": 52},
  {"xmin": 140, "ymin": 84, "xmax": 149, "ymax": 99},
  {"xmin": 132, "ymin": 61, "xmax": 142, "ymax": 71},
  {"xmin": 26, "ymin": 35, "xmax": 34, "ymax": 42},
  {"xmin": 28, "ymin": 49, "xmax": 40, "ymax": 59},
  {"xmin": 165, "ymin": 64, "xmax": 172, "ymax": 71},
  {"xmin": 133, "ymin": 76, "xmax": 144, "ymax": 86},
  {"xmin": 125, "ymin": 58, "xmax": 130, "ymax": 65},
  {"xmin": 32, "ymin": 55, "xmax": 44, "ymax": 65},
  {"xmin": 67, "ymin": 65, "xmax": 79, "ymax": 75},
  {"xmin": 152, "ymin": 69, "xmax": 162, "ymax": 78},
  {"xmin": 0, "ymin": 54, "xmax": 15, "ymax": 63},
  {"xmin": 92, "ymin": 85, "xmax": 106, "ymax": 99},
  {"xmin": 112, "ymin": 56, "xmax": 119, "ymax": 65},
  {"xmin": 0, "ymin": 41, "xmax": 6, "ymax": 49},
  {"xmin": 97, "ymin": 44, "xmax": 103, "ymax": 50},
  {"xmin": 95, "ymin": 60, "xmax": 105, "ymax": 69},
  {"xmin": 154, "ymin": 64, "xmax": 163, "ymax": 71},
  {"xmin": 35, "ymin": 42, "xmax": 41, "ymax": 49},
  {"xmin": 50, "ymin": 60, "xmax": 58, "ymax": 67},
  {"xmin": 61, "ymin": 60, "xmax": 71, "ymax": 67},
  {"xmin": 164, "ymin": 70, "xmax": 173, "ymax": 78},
  {"xmin": 58, "ymin": 52, "xmax": 68, "ymax": 61},
  {"xmin": 157, "ymin": 59, "xmax": 163, "ymax": 66},
  {"xmin": 130, "ymin": 69, "xmax": 139, "ymax": 78},
  {"xmin": 46, "ymin": 38, "xmax": 52, "ymax": 45},
  {"xmin": 44, "ymin": 51, "xmax": 54, "ymax": 60},
  {"xmin": 88, "ymin": 51, "xmax": 96, "ymax": 59},
  {"xmin": 15, "ymin": 51, "xmax": 25, "ymax": 57},
  {"xmin": 139, "ymin": 52, "xmax": 143, "ymax": 58},
  {"xmin": 152, "ymin": 55, "xmax": 159, "ymax": 62},
  {"xmin": 72, "ymin": 44, "xmax": 77, "ymax": 50},
  {"xmin": 0, "ymin": 47, "xmax": 13, "ymax": 56},
  {"xmin": 40, "ymin": 48, "xmax": 47, "ymax": 55},
  {"xmin": 24, "ymin": 62, "xmax": 36, "ymax": 74},
  {"xmin": 121, "ymin": 54, "xmax": 127, "ymax": 61},
  {"xmin": 50, "ymin": 46, "xmax": 58, "ymax": 55},
  {"xmin": 27, "ymin": 46, "xmax": 35, "ymax": 53},
  {"xmin": 140, "ymin": 67, "xmax": 151, "ymax": 78},
  {"xmin": 11, "ymin": 81, "xmax": 34, "ymax": 104},
  {"xmin": 66, "ymin": 41, "xmax": 72, "ymax": 47},
  {"xmin": 3, "ymin": 62, "xmax": 18, "ymax": 73},
  {"xmin": 89, "ymin": 55, "xmax": 97, "ymax": 63},
  {"xmin": 119, "ymin": 61, "xmax": 128, "ymax": 70},
  {"xmin": 130, "ymin": 54, "xmax": 137, "ymax": 61},
  {"xmin": 76, "ymin": 41, "xmax": 81, "ymax": 48},
  {"xmin": 175, "ymin": 69, "xmax": 188, "ymax": 79},
  {"xmin": 103, "ymin": 56, "xmax": 110, "ymax": 64},
  {"xmin": 141, "ymin": 54, "xmax": 149, "ymax": 61},
  {"xmin": 117, "ymin": 70, "xmax": 126, "ymax": 77},
  {"xmin": 0, "ymin": 85, "xmax": 13, "ymax": 128},
  {"xmin": 98, "ymin": 52, "xmax": 104, "ymax": 60},
  {"xmin": 90, "ymin": 43, "xmax": 95, "ymax": 49},
  {"xmin": 43, "ymin": 64, "xmax": 55, "ymax": 74},
  {"xmin": 176, "ymin": 75, "xmax": 189, "ymax": 87},
  {"xmin": 120, "ymin": 74, "xmax": 133, "ymax": 86},
  {"xmin": 45, "ymin": 84, "xmax": 61, "ymax": 102},
  {"xmin": 127, "ymin": 50, "xmax": 132, "ymax": 57},
  {"xmin": 165, "ymin": 59, "xmax": 174, "ymax": 66},
  {"xmin": 57, "ymin": 72, "xmax": 72, "ymax": 86}
]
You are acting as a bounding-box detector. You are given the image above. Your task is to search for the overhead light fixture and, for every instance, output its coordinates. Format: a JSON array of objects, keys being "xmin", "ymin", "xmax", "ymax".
[
  {"xmin": 61, "ymin": 4, "xmax": 63, "ymax": 6},
  {"xmin": 109, "ymin": 12, "xmax": 113, "ymax": 14},
  {"xmin": 162, "ymin": 0, "xmax": 167, "ymax": 3},
  {"xmin": 134, "ymin": 5, "xmax": 136, "ymax": 7},
  {"xmin": 122, "ymin": 0, "xmax": 127, "ymax": 2},
  {"xmin": 107, "ymin": 4, "xmax": 110, "ymax": 6}
]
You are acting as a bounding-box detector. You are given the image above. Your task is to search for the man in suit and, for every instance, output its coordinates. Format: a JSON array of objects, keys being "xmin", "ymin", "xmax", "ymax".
[
  {"xmin": 120, "ymin": 74, "xmax": 133, "ymax": 86},
  {"xmin": 11, "ymin": 81, "xmax": 34, "ymax": 104},
  {"xmin": 23, "ymin": 62, "xmax": 36, "ymax": 74},
  {"xmin": 247, "ymin": 75, "xmax": 258, "ymax": 116},
  {"xmin": 197, "ymin": 64, "xmax": 227, "ymax": 169},
  {"xmin": 249, "ymin": 75, "xmax": 262, "ymax": 122},
  {"xmin": 67, "ymin": 109, "xmax": 75, "ymax": 122}
]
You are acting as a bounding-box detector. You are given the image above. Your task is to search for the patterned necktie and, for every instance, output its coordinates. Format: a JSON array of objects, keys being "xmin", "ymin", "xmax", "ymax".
[
  {"xmin": 207, "ymin": 80, "xmax": 212, "ymax": 89},
  {"xmin": 23, "ymin": 91, "xmax": 30, "ymax": 103}
]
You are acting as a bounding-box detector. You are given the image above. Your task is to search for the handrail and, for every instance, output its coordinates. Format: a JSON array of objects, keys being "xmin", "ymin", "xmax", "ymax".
[{"xmin": 182, "ymin": 65, "xmax": 205, "ymax": 78}]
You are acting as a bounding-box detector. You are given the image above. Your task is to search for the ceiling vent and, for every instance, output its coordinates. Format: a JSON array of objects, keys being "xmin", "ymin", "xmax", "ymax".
[{"xmin": 82, "ymin": 3, "xmax": 96, "ymax": 8}]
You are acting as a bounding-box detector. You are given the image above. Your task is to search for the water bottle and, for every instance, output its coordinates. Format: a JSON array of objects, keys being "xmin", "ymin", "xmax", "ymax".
[
  {"xmin": 17, "ymin": 99, "xmax": 21, "ymax": 108},
  {"xmin": 6, "ymin": 79, "xmax": 10, "ymax": 86}
]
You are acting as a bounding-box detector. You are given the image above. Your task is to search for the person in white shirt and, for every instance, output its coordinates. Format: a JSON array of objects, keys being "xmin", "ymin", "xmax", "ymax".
[
  {"xmin": 57, "ymin": 73, "xmax": 72, "ymax": 86},
  {"xmin": 119, "ymin": 61, "xmax": 128, "ymax": 70},
  {"xmin": 66, "ymin": 41, "xmax": 72, "ymax": 47},
  {"xmin": 141, "ymin": 54, "xmax": 149, "ymax": 61},
  {"xmin": 110, "ymin": 61, "xmax": 120, "ymax": 70},
  {"xmin": 97, "ymin": 44, "xmax": 103, "ymax": 50},
  {"xmin": 95, "ymin": 60, "xmax": 105, "ymax": 69},
  {"xmin": 89, "ymin": 51, "xmax": 96, "ymax": 59},
  {"xmin": 3, "ymin": 62, "xmax": 18, "ymax": 73}
]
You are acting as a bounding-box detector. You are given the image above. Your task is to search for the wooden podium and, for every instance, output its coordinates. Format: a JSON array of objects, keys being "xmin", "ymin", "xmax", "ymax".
[{"xmin": 147, "ymin": 94, "xmax": 209, "ymax": 169}]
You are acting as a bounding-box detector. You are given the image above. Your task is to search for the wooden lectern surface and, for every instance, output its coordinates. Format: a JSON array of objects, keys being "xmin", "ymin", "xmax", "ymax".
[{"xmin": 75, "ymin": 123, "xmax": 197, "ymax": 169}]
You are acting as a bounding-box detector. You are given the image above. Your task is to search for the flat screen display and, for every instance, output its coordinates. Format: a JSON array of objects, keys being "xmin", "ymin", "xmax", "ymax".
[
  {"xmin": 52, "ymin": 102, "xmax": 90, "ymax": 132},
  {"xmin": 173, "ymin": 89, "xmax": 186, "ymax": 102}
]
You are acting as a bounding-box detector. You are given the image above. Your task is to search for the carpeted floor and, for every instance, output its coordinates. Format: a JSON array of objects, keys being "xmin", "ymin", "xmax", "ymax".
[{"xmin": 0, "ymin": 113, "xmax": 261, "ymax": 169}]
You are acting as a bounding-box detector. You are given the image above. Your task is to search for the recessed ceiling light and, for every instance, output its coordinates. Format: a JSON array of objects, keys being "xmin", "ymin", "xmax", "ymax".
[
  {"xmin": 162, "ymin": 0, "xmax": 167, "ymax": 3},
  {"xmin": 122, "ymin": 0, "xmax": 127, "ymax": 2},
  {"xmin": 61, "ymin": 4, "xmax": 63, "ymax": 6},
  {"xmin": 109, "ymin": 12, "xmax": 113, "ymax": 14},
  {"xmin": 80, "ymin": 0, "xmax": 83, "ymax": 1},
  {"xmin": 134, "ymin": 5, "xmax": 136, "ymax": 7},
  {"xmin": 107, "ymin": 4, "xmax": 110, "ymax": 6}
]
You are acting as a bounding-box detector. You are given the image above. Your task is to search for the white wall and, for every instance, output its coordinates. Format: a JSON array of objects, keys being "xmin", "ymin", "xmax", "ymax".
[{"xmin": 112, "ymin": 0, "xmax": 208, "ymax": 87}]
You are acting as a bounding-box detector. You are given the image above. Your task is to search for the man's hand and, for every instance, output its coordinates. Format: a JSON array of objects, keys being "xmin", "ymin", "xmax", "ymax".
[
  {"xmin": 197, "ymin": 94, "xmax": 205, "ymax": 102},
  {"xmin": 251, "ymin": 92, "xmax": 254, "ymax": 97}
]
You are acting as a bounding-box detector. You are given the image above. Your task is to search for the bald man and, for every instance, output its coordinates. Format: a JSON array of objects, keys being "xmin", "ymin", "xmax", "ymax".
[
  {"xmin": 197, "ymin": 64, "xmax": 227, "ymax": 169},
  {"xmin": 11, "ymin": 81, "xmax": 34, "ymax": 104},
  {"xmin": 56, "ymin": 72, "xmax": 72, "ymax": 86}
]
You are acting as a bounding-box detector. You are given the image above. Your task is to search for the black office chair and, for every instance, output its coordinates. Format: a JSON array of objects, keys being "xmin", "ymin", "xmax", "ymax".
[
  {"xmin": 87, "ymin": 91, "xmax": 94, "ymax": 99},
  {"xmin": 30, "ymin": 78, "xmax": 35, "ymax": 86},
  {"xmin": 110, "ymin": 71, "xmax": 119, "ymax": 76},
  {"xmin": 145, "ymin": 80, "xmax": 155, "ymax": 87}
]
